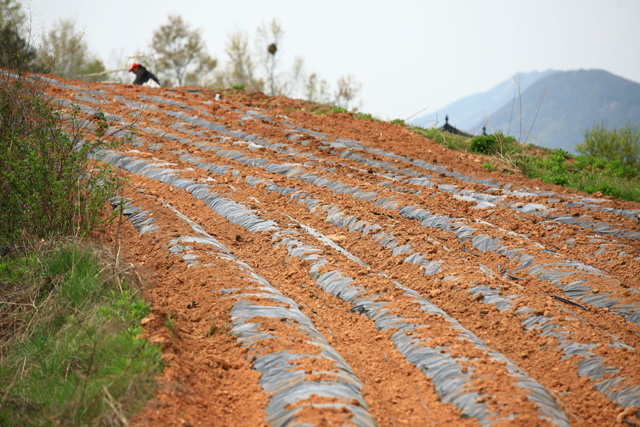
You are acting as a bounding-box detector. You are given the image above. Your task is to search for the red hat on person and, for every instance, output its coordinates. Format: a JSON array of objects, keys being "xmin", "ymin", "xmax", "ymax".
[{"xmin": 129, "ymin": 63, "xmax": 139, "ymax": 72}]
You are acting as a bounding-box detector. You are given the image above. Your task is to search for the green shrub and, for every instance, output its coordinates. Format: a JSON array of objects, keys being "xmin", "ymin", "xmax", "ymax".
[
  {"xmin": 390, "ymin": 119, "xmax": 405, "ymax": 126},
  {"xmin": 0, "ymin": 73, "xmax": 127, "ymax": 247},
  {"xmin": 469, "ymin": 135, "xmax": 498, "ymax": 154},
  {"xmin": 482, "ymin": 162, "xmax": 497, "ymax": 171},
  {"xmin": 581, "ymin": 183, "xmax": 623, "ymax": 198},
  {"xmin": 577, "ymin": 121, "xmax": 640, "ymax": 168},
  {"xmin": 232, "ymin": 84, "xmax": 245, "ymax": 90},
  {"xmin": 553, "ymin": 148, "xmax": 573, "ymax": 160},
  {"xmin": 332, "ymin": 106, "xmax": 347, "ymax": 114},
  {"xmin": 528, "ymin": 150, "xmax": 639, "ymax": 200},
  {"xmin": 542, "ymin": 173, "xmax": 570, "ymax": 186},
  {"xmin": 493, "ymin": 132, "xmax": 517, "ymax": 145}
]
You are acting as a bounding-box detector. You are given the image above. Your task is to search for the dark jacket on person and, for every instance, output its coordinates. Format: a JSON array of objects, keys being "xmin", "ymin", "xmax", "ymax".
[{"xmin": 130, "ymin": 64, "xmax": 160, "ymax": 86}]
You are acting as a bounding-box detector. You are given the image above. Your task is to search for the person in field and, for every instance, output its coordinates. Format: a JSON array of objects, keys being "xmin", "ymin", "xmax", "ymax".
[{"xmin": 129, "ymin": 63, "xmax": 161, "ymax": 87}]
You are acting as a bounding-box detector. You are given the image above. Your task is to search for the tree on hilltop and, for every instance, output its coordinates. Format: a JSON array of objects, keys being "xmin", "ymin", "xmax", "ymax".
[
  {"xmin": 35, "ymin": 18, "xmax": 105, "ymax": 79},
  {"xmin": 214, "ymin": 29, "xmax": 263, "ymax": 91},
  {"xmin": 0, "ymin": 0, "xmax": 36, "ymax": 70},
  {"xmin": 334, "ymin": 74, "xmax": 362, "ymax": 111},
  {"xmin": 208, "ymin": 19, "xmax": 363, "ymax": 109},
  {"xmin": 303, "ymin": 71, "xmax": 330, "ymax": 104},
  {"xmin": 256, "ymin": 19, "xmax": 284, "ymax": 96},
  {"xmin": 152, "ymin": 14, "xmax": 216, "ymax": 87}
]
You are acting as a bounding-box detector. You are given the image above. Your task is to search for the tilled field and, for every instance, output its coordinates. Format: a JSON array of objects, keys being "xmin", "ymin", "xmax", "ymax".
[{"xmin": 38, "ymin": 74, "xmax": 640, "ymax": 426}]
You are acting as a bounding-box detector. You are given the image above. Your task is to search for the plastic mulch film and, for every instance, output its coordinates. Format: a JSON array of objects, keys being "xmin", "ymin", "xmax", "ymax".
[
  {"xmin": 113, "ymin": 196, "xmax": 376, "ymax": 427},
  {"xmin": 103, "ymin": 154, "xmax": 570, "ymax": 425},
  {"xmin": 397, "ymin": 205, "xmax": 640, "ymax": 324},
  {"xmin": 103, "ymin": 85, "xmax": 640, "ymax": 239},
  {"xmin": 175, "ymin": 137, "xmax": 640, "ymax": 327},
  {"xmin": 271, "ymin": 224, "xmax": 570, "ymax": 426},
  {"xmin": 157, "ymin": 106, "xmax": 640, "ymax": 242},
  {"xmin": 46, "ymin": 77, "xmax": 640, "ymax": 238},
  {"xmin": 469, "ymin": 265, "xmax": 640, "ymax": 414},
  {"xmin": 92, "ymin": 118, "xmax": 640, "ymax": 325},
  {"xmin": 172, "ymin": 149, "xmax": 640, "ymax": 417},
  {"xmin": 45, "ymin": 80, "xmax": 640, "ymax": 423}
]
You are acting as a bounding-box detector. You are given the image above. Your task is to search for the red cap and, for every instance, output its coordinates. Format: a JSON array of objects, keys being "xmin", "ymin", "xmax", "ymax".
[{"xmin": 129, "ymin": 63, "xmax": 139, "ymax": 72}]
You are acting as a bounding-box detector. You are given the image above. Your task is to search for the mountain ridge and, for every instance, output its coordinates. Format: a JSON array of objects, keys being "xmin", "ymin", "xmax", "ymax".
[
  {"xmin": 477, "ymin": 69, "xmax": 640, "ymax": 153},
  {"xmin": 410, "ymin": 70, "xmax": 556, "ymax": 130},
  {"xmin": 413, "ymin": 69, "xmax": 640, "ymax": 153}
]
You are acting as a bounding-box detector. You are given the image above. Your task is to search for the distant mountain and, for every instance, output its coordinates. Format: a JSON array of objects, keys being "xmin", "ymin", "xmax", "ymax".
[
  {"xmin": 411, "ymin": 69, "xmax": 640, "ymax": 154},
  {"xmin": 473, "ymin": 69, "xmax": 640, "ymax": 153},
  {"xmin": 410, "ymin": 70, "xmax": 556, "ymax": 130}
]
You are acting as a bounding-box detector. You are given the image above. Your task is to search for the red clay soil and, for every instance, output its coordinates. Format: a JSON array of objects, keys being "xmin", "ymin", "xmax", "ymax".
[{"xmin": 36, "ymin": 74, "xmax": 640, "ymax": 426}]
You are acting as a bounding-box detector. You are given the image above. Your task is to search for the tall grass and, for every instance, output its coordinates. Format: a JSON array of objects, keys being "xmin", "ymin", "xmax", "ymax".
[{"xmin": 0, "ymin": 243, "xmax": 162, "ymax": 425}]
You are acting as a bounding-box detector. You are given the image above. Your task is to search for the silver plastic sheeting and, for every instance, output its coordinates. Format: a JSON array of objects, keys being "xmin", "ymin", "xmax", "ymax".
[
  {"xmin": 60, "ymin": 84, "xmax": 638, "ymax": 422},
  {"xmin": 114, "ymin": 197, "xmax": 376, "ymax": 427},
  {"xmin": 162, "ymin": 145, "xmax": 638, "ymax": 418},
  {"xmin": 171, "ymin": 138, "xmax": 640, "ymax": 323},
  {"xmin": 106, "ymin": 155, "xmax": 570, "ymax": 425},
  {"xmin": 471, "ymin": 263, "xmax": 640, "ymax": 415},
  {"xmin": 396, "ymin": 205, "xmax": 640, "ymax": 326},
  {"xmin": 47, "ymin": 78, "xmax": 640, "ymax": 242},
  {"xmin": 125, "ymin": 88, "xmax": 639, "ymax": 240},
  {"xmin": 272, "ymin": 228, "xmax": 569, "ymax": 426}
]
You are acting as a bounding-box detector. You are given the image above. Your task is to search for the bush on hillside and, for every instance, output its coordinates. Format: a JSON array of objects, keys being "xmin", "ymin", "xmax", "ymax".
[
  {"xmin": 412, "ymin": 123, "xmax": 640, "ymax": 202},
  {"xmin": 0, "ymin": 72, "xmax": 127, "ymax": 247},
  {"xmin": 577, "ymin": 121, "xmax": 640, "ymax": 169},
  {"xmin": 468, "ymin": 133, "xmax": 518, "ymax": 155},
  {"xmin": 469, "ymin": 135, "xmax": 498, "ymax": 154}
]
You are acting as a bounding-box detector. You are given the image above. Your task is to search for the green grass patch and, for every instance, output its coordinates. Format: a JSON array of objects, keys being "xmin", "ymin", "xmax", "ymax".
[
  {"xmin": 526, "ymin": 150, "xmax": 640, "ymax": 201},
  {"xmin": 0, "ymin": 243, "xmax": 162, "ymax": 425},
  {"xmin": 412, "ymin": 127, "xmax": 470, "ymax": 152},
  {"xmin": 411, "ymin": 126, "xmax": 640, "ymax": 202},
  {"xmin": 354, "ymin": 112, "xmax": 380, "ymax": 122},
  {"xmin": 309, "ymin": 106, "xmax": 351, "ymax": 116}
]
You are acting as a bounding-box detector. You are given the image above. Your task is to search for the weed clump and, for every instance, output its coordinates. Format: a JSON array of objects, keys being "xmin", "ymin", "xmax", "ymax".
[
  {"xmin": 354, "ymin": 112, "xmax": 379, "ymax": 122},
  {"xmin": 528, "ymin": 151, "xmax": 640, "ymax": 200}
]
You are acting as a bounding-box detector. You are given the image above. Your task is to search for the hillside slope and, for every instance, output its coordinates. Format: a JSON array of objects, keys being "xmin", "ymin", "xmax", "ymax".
[
  {"xmin": 476, "ymin": 69, "xmax": 640, "ymax": 153},
  {"xmin": 35, "ymin": 73, "xmax": 640, "ymax": 426}
]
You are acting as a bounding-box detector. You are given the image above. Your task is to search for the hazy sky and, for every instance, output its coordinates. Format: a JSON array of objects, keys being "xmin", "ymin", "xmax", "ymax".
[{"xmin": 26, "ymin": 0, "xmax": 640, "ymax": 120}]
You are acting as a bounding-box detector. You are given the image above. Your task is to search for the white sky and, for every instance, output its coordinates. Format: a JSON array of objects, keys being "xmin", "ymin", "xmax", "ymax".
[{"xmin": 26, "ymin": 0, "xmax": 640, "ymax": 121}]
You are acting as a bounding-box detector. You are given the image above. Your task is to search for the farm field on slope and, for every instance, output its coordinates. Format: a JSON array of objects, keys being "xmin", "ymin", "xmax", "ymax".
[{"xmin": 41, "ymin": 73, "xmax": 640, "ymax": 426}]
